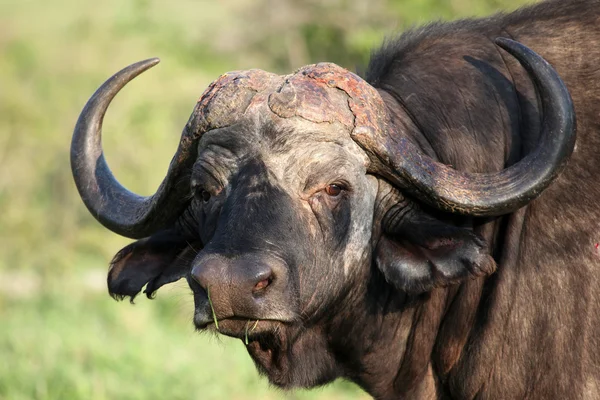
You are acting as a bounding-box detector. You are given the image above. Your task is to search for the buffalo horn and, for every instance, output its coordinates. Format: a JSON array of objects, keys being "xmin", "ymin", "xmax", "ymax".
[
  {"xmin": 376, "ymin": 38, "xmax": 576, "ymax": 216},
  {"xmin": 71, "ymin": 59, "xmax": 198, "ymax": 239}
]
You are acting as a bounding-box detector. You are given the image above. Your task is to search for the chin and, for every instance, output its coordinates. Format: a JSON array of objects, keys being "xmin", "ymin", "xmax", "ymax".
[
  {"xmin": 245, "ymin": 323, "xmax": 341, "ymax": 388},
  {"xmin": 196, "ymin": 316, "xmax": 341, "ymax": 388}
]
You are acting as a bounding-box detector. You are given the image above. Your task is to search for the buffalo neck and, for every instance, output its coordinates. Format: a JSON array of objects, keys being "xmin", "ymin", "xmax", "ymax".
[{"xmin": 324, "ymin": 267, "xmax": 450, "ymax": 399}]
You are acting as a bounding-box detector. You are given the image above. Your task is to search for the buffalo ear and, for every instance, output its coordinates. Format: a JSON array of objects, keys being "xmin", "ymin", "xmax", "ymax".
[
  {"xmin": 375, "ymin": 207, "xmax": 496, "ymax": 294},
  {"xmin": 108, "ymin": 230, "xmax": 201, "ymax": 301}
]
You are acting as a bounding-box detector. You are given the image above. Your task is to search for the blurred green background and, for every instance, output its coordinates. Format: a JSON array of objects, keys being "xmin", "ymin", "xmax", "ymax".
[{"xmin": 0, "ymin": 0, "xmax": 529, "ymax": 398}]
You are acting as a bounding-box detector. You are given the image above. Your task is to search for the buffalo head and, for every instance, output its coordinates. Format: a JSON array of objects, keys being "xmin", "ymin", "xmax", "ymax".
[{"xmin": 71, "ymin": 39, "xmax": 575, "ymax": 388}]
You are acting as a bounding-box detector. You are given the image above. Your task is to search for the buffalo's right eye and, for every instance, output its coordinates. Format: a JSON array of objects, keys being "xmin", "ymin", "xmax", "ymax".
[
  {"xmin": 325, "ymin": 184, "xmax": 343, "ymax": 197},
  {"xmin": 197, "ymin": 189, "xmax": 211, "ymax": 203}
]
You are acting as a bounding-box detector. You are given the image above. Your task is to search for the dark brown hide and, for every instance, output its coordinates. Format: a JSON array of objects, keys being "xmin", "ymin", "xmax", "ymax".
[{"xmin": 363, "ymin": 1, "xmax": 600, "ymax": 398}]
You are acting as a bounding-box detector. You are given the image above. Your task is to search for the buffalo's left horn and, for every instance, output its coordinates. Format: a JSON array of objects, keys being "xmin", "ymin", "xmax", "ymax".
[
  {"xmin": 369, "ymin": 38, "xmax": 576, "ymax": 216},
  {"xmin": 71, "ymin": 59, "xmax": 198, "ymax": 239}
]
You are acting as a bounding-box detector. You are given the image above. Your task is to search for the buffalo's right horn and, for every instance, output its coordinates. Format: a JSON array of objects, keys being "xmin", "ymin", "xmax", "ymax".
[
  {"xmin": 362, "ymin": 38, "xmax": 576, "ymax": 217},
  {"xmin": 71, "ymin": 59, "xmax": 199, "ymax": 239}
]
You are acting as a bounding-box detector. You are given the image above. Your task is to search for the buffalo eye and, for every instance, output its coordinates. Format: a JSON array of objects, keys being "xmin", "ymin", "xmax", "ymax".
[
  {"xmin": 325, "ymin": 184, "xmax": 343, "ymax": 197},
  {"xmin": 191, "ymin": 178, "xmax": 213, "ymax": 203},
  {"xmin": 196, "ymin": 189, "xmax": 211, "ymax": 203},
  {"xmin": 200, "ymin": 190, "xmax": 211, "ymax": 202}
]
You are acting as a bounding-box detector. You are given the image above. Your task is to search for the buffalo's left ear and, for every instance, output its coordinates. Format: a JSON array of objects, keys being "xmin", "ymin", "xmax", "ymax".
[
  {"xmin": 375, "ymin": 205, "xmax": 496, "ymax": 294},
  {"xmin": 108, "ymin": 230, "xmax": 201, "ymax": 301}
]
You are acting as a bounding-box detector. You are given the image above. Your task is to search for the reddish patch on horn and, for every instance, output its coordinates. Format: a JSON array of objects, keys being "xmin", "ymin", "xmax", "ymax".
[{"xmin": 296, "ymin": 63, "xmax": 389, "ymax": 135}]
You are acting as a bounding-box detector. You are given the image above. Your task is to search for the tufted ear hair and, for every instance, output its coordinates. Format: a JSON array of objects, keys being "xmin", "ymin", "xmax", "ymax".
[
  {"xmin": 375, "ymin": 204, "xmax": 496, "ymax": 294},
  {"xmin": 108, "ymin": 230, "xmax": 201, "ymax": 301}
]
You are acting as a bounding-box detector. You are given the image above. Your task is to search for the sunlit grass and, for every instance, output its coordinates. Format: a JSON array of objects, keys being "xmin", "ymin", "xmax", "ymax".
[{"xmin": 0, "ymin": 274, "xmax": 368, "ymax": 400}]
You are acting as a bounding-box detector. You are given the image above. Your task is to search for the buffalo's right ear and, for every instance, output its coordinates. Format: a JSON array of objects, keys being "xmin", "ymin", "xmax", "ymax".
[
  {"xmin": 108, "ymin": 230, "xmax": 201, "ymax": 301},
  {"xmin": 375, "ymin": 205, "xmax": 496, "ymax": 294}
]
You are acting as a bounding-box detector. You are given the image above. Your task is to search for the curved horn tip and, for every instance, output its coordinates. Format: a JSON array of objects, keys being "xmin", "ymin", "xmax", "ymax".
[
  {"xmin": 493, "ymin": 38, "xmax": 534, "ymax": 58},
  {"xmin": 70, "ymin": 55, "xmax": 177, "ymax": 239},
  {"xmin": 144, "ymin": 57, "xmax": 160, "ymax": 66},
  {"xmin": 493, "ymin": 37, "xmax": 514, "ymax": 47},
  {"xmin": 494, "ymin": 37, "xmax": 525, "ymax": 55},
  {"xmin": 132, "ymin": 57, "xmax": 161, "ymax": 72}
]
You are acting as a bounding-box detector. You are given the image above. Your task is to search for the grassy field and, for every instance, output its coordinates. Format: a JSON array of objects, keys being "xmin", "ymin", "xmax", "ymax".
[
  {"xmin": 0, "ymin": 273, "xmax": 368, "ymax": 400},
  {"xmin": 0, "ymin": 0, "xmax": 530, "ymax": 398}
]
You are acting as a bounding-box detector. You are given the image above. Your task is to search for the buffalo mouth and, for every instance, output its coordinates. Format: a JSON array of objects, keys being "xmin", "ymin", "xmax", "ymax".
[
  {"xmin": 194, "ymin": 315, "xmax": 295, "ymax": 386},
  {"xmin": 245, "ymin": 328, "xmax": 290, "ymax": 382}
]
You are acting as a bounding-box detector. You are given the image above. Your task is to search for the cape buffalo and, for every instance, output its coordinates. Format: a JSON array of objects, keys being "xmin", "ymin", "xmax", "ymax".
[{"xmin": 71, "ymin": 0, "xmax": 600, "ymax": 398}]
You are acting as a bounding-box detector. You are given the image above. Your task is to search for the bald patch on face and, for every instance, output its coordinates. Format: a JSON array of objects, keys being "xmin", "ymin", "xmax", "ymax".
[
  {"xmin": 341, "ymin": 174, "xmax": 379, "ymax": 276},
  {"xmin": 255, "ymin": 121, "xmax": 371, "ymax": 197}
]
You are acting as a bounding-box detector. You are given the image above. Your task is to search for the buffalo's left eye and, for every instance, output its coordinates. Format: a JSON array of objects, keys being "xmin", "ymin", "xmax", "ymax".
[
  {"xmin": 196, "ymin": 189, "xmax": 211, "ymax": 203},
  {"xmin": 325, "ymin": 184, "xmax": 343, "ymax": 197}
]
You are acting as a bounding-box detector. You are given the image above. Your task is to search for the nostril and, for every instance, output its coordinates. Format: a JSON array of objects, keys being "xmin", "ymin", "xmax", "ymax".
[
  {"xmin": 252, "ymin": 266, "xmax": 273, "ymax": 293},
  {"xmin": 253, "ymin": 277, "xmax": 271, "ymax": 292}
]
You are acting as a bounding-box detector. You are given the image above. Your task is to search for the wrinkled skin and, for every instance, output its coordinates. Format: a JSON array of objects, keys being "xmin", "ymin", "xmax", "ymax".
[
  {"xmin": 83, "ymin": 0, "xmax": 600, "ymax": 399},
  {"xmin": 187, "ymin": 117, "xmax": 379, "ymax": 386}
]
